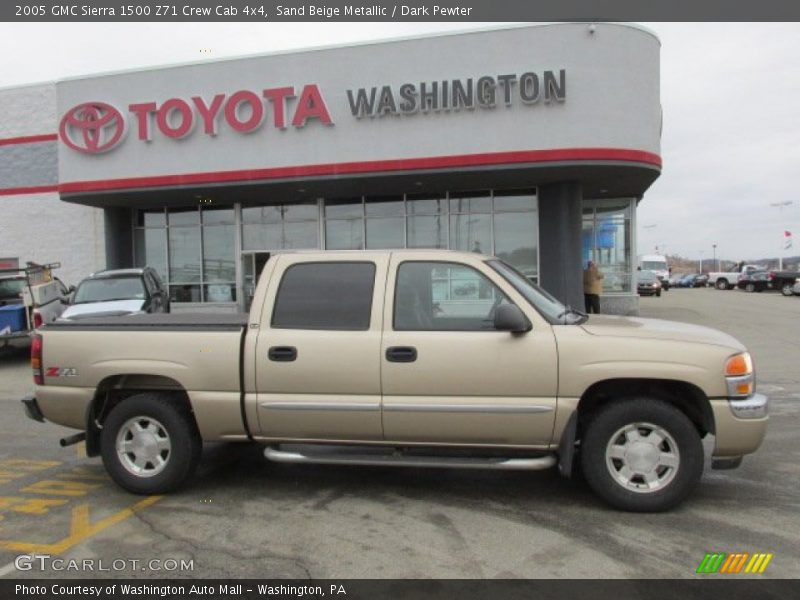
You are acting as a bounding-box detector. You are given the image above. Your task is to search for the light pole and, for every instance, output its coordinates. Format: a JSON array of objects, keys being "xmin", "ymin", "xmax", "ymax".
[
  {"xmin": 712, "ymin": 244, "xmax": 717, "ymax": 272},
  {"xmin": 698, "ymin": 251, "xmax": 704, "ymax": 274},
  {"xmin": 769, "ymin": 201, "xmax": 793, "ymax": 270}
]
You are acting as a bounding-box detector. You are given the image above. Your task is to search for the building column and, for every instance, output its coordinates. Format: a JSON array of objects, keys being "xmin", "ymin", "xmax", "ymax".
[
  {"xmin": 538, "ymin": 181, "xmax": 584, "ymax": 310},
  {"xmin": 103, "ymin": 207, "xmax": 132, "ymax": 269}
]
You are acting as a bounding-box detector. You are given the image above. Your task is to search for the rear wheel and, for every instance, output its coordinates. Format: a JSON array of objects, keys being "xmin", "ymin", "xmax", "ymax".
[
  {"xmin": 715, "ymin": 279, "xmax": 728, "ymax": 290},
  {"xmin": 100, "ymin": 393, "xmax": 201, "ymax": 494},
  {"xmin": 581, "ymin": 398, "xmax": 703, "ymax": 512}
]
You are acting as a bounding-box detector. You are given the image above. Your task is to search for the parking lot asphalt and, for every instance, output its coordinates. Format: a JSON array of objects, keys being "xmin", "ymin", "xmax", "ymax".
[{"xmin": 0, "ymin": 287, "xmax": 798, "ymax": 579}]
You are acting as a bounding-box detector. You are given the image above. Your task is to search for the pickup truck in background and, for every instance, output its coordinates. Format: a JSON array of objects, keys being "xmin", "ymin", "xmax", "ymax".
[
  {"xmin": 1, "ymin": 262, "xmax": 70, "ymax": 348},
  {"xmin": 765, "ymin": 270, "xmax": 800, "ymax": 296},
  {"xmin": 709, "ymin": 264, "xmax": 763, "ymax": 290},
  {"xmin": 22, "ymin": 250, "xmax": 768, "ymax": 512}
]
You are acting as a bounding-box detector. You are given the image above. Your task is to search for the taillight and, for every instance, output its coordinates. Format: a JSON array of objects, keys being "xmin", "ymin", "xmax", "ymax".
[
  {"xmin": 31, "ymin": 333, "xmax": 44, "ymax": 385},
  {"xmin": 33, "ymin": 310, "xmax": 43, "ymax": 329}
]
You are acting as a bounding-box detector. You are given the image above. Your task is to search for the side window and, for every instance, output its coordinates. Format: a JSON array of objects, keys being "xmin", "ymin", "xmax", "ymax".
[
  {"xmin": 394, "ymin": 262, "xmax": 510, "ymax": 331},
  {"xmin": 272, "ymin": 262, "xmax": 376, "ymax": 330}
]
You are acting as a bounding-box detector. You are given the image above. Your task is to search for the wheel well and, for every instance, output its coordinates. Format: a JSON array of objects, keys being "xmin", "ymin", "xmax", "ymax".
[
  {"xmin": 85, "ymin": 374, "xmax": 194, "ymax": 457},
  {"xmin": 575, "ymin": 378, "xmax": 714, "ymax": 441}
]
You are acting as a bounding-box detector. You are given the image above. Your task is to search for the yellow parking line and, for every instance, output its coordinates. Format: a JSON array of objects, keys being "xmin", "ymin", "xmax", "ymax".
[{"xmin": 0, "ymin": 495, "xmax": 161, "ymax": 553}]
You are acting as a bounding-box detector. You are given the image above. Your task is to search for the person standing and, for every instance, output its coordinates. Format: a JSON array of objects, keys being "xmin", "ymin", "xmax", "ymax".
[{"xmin": 583, "ymin": 260, "xmax": 604, "ymax": 314}]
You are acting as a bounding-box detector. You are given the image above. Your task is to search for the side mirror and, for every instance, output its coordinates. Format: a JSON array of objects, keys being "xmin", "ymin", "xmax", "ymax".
[{"xmin": 494, "ymin": 304, "xmax": 531, "ymax": 334}]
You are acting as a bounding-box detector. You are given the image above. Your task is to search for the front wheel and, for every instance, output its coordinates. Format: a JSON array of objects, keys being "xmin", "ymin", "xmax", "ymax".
[
  {"xmin": 100, "ymin": 393, "xmax": 201, "ymax": 494},
  {"xmin": 781, "ymin": 283, "xmax": 794, "ymax": 297},
  {"xmin": 745, "ymin": 283, "xmax": 755, "ymax": 292},
  {"xmin": 581, "ymin": 398, "xmax": 703, "ymax": 512}
]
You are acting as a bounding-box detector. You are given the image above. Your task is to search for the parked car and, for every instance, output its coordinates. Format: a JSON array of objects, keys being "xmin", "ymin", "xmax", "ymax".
[
  {"xmin": 736, "ymin": 270, "xmax": 799, "ymax": 295},
  {"xmin": 678, "ymin": 273, "xmax": 708, "ymax": 288},
  {"xmin": 637, "ymin": 269, "xmax": 662, "ymax": 297},
  {"xmin": 60, "ymin": 267, "xmax": 168, "ymax": 320},
  {"xmin": 737, "ymin": 271, "xmax": 771, "ymax": 293},
  {"xmin": 793, "ymin": 278, "xmax": 800, "ymax": 296}
]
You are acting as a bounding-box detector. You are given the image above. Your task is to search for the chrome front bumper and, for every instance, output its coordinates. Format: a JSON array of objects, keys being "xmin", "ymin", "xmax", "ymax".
[{"xmin": 729, "ymin": 393, "xmax": 769, "ymax": 419}]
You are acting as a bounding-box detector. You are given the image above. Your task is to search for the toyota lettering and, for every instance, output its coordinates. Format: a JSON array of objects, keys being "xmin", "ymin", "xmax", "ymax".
[{"xmin": 59, "ymin": 85, "xmax": 333, "ymax": 154}]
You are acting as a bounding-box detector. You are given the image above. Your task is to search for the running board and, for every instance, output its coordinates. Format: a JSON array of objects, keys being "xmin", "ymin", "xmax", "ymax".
[{"xmin": 264, "ymin": 446, "xmax": 557, "ymax": 471}]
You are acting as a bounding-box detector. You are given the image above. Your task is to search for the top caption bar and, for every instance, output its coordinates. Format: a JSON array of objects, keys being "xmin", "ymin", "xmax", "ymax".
[{"xmin": 4, "ymin": 0, "xmax": 800, "ymax": 21}]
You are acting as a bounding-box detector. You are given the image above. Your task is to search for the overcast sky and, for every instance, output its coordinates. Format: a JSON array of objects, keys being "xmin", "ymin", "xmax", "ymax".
[{"xmin": 1, "ymin": 22, "xmax": 798, "ymax": 262}]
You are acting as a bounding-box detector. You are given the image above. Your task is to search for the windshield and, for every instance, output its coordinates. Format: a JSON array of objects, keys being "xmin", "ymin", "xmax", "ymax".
[
  {"xmin": 488, "ymin": 259, "xmax": 585, "ymax": 324},
  {"xmin": 73, "ymin": 276, "xmax": 146, "ymax": 304},
  {"xmin": 641, "ymin": 261, "xmax": 667, "ymax": 271},
  {"xmin": 0, "ymin": 277, "xmax": 26, "ymax": 299},
  {"xmin": 638, "ymin": 270, "xmax": 658, "ymax": 282}
]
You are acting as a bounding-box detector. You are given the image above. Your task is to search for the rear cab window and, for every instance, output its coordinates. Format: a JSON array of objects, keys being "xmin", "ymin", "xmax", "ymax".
[{"xmin": 272, "ymin": 262, "xmax": 376, "ymax": 330}]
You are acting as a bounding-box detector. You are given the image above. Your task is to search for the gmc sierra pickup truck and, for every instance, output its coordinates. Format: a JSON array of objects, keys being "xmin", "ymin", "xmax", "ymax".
[{"xmin": 22, "ymin": 250, "xmax": 768, "ymax": 512}]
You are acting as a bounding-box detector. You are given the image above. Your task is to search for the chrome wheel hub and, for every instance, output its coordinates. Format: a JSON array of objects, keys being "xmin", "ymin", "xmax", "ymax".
[
  {"xmin": 116, "ymin": 416, "xmax": 171, "ymax": 478},
  {"xmin": 605, "ymin": 422, "xmax": 680, "ymax": 494}
]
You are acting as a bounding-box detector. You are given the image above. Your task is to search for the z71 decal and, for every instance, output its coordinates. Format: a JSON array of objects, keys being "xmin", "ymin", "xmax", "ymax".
[{"xmin": 45, "ymin": 368, "xmax": 77, "ymax": 378}]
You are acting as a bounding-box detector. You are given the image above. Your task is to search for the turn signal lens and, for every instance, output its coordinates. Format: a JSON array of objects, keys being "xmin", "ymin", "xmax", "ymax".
[
  {"xmin": 725, "ymin": 353, "xmax": 752, "ymax": 377},
  {"xmin": 31, "ymin": 334, "xmax": 44, "ymax": 385}
]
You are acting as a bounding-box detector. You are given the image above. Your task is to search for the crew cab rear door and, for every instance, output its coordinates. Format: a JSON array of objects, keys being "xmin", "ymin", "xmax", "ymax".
[
  {"xmin": 253, "ymin": 254, "xmax": 389, "ymax": 441},
  {"xmin": 380, "ymin": 253, "xmax": 558, "ymax": 446}
]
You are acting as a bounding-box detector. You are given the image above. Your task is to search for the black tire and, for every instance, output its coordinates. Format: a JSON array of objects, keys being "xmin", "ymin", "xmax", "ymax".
[
  {"xmin": 656, "ymin": 290, "xmax": 661, "ymax": 297},
  {"xmin": 781, "ymin": 283, "xmax": 794, "ymax": 297},
  {"xmin": 100, "ymin": 393, "xmax": 201, "ymax": 494},
  {"xmin": 715, "ymin": 279, "xmax": 727, "ymax": 290},
  {"xmin": 745, "ymin": 283, "xmax": 755, "ymax": 292},
  {"xmin": 581, "ymin": 398, "xmax": 703, "ymax": 512}
]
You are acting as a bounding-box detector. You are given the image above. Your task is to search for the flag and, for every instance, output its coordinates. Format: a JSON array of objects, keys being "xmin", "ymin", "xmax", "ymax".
[{"xmin": 785, "ymin": 230, "xmax": 793, "ymax": 250}]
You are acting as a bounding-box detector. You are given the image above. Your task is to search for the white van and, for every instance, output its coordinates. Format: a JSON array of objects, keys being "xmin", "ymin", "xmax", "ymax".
[{"xmin": 638, "ymin": 254, "xmax": 670, "ymax": 289}]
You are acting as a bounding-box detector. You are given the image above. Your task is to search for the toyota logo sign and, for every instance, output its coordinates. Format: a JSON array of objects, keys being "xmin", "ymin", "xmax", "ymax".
[{"xmin": 59, "ymin": 102, "xmax": 126, "ymax": 154}]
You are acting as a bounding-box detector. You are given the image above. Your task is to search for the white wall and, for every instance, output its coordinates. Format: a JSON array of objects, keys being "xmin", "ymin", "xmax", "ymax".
[{"xmin": 0, "ymin": 193, "xmax": 106, "ymax": 286}]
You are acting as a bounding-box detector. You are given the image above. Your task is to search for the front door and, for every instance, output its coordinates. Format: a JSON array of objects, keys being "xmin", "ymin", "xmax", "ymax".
[
  {"xmin": 381, "ymin": 256, "xmax": 558, "ymax": 447},
  {"xmin": 254, "ymin": 254, "xmax": 389, "ymax": 441}
]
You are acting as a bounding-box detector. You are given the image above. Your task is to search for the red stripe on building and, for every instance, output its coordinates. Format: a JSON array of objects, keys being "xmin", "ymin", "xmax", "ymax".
[
  {"xmin": 0, "ymin": 134, "xmax": 58, "ymax": 147},
  {"xmin": 59, "ymin": 148, "xmax": 662, "ymax": 194},
  {"xmin": 0, "ymin": 185, "xmax": 59, "ymax": 196}
]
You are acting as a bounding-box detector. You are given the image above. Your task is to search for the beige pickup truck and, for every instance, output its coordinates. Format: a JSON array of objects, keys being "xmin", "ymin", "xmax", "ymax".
[{"xmin": 22, "ymin": 250, "xmax": 768, "ymax": 512}]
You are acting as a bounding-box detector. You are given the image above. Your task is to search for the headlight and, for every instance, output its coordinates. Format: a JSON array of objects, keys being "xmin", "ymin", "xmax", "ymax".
[{"xmin": 725, "ymin": 352, "xmax": 754, "ymax": 398}]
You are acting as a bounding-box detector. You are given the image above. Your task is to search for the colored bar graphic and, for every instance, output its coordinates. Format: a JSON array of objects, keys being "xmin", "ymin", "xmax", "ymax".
[{"xmin": 697, "ymin": 552, "xmax": 773, "ymax": 574}]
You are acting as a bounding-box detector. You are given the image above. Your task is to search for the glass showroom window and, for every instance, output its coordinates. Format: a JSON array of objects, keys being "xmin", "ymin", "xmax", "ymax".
[
  {"xmin": 324, "ymin": 190, "xmax": 537, "ymax": 274},
  {"xmin": 582, "ymin": 199, "xmax": 635, "ymax": 293},
  {"xmin": 241, "ymin": 201, "xmax": 319, "ymax": 251},
  {"xmin": 325, "ymin": 198, "xmax": 364, "ymax": 250},
  {"xmin": 134, "ymin": 205, "xmax": 238, "ymax": 303},
  {"xmin": 134, "ymin": 209, "xmax": 167, "ymax": 281},
  {"xmin": 365, "ymin": 195, "xmax": 405, "ymax": 249},
  {"xmin": 202, "ymin": 207, "xmax": 236, "ymax": 303}
]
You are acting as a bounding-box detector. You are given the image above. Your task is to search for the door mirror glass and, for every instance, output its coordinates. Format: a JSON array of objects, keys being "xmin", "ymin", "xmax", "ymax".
[{"xmin": 494, "ymin": 303, "xmax": 531, "ymax": 333}]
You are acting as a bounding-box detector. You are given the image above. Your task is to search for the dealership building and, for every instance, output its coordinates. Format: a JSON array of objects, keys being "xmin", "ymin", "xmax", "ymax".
[{"xmin": 0, "ymin": 23, "xmax": 661, "ymax": 314}]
